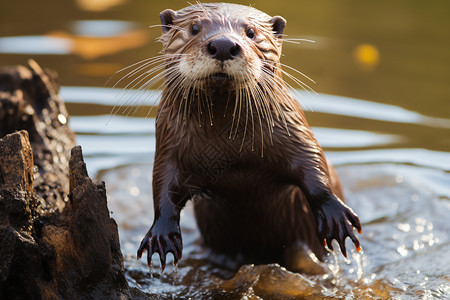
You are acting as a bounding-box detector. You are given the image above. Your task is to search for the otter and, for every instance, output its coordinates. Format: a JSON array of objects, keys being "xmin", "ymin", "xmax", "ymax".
[{"xmin": 136, "ymin": 3, "xmax": 362, "ymax": 272}]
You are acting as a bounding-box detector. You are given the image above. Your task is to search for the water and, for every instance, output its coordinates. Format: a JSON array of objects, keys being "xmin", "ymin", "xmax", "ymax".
[
  {"xmin": 64, "ymin": 87, "xmax": 450, "ymax": 299},
  {"xmin": 2, "ymin": 0, "xmax": 450, "ymax": 298}
]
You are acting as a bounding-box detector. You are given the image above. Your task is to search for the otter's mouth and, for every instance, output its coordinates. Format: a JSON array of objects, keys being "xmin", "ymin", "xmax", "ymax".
[{"xmin": 209, "ymin": 72, "xmax": 232, "ymax": 81}]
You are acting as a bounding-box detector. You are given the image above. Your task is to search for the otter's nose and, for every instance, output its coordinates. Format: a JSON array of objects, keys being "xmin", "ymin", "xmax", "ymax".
[{"xmin": 207, "ymin": 37, "xmax": 241, "ymax": 61}]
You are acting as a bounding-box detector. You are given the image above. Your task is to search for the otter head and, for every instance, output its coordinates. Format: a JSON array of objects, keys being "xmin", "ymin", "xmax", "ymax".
[{"xmin": 158, "ymin": 3, "xmax": 286, "ymax": 92}]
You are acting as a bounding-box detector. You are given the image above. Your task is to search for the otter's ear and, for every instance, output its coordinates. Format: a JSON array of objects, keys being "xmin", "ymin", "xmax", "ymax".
[
  {"xmin": 270, "ymin": 16, "xmax": 286, "ymax": 38},
  {"xmin": 160, "ymin": 9, "xmax": 177, "ymax": 33}
]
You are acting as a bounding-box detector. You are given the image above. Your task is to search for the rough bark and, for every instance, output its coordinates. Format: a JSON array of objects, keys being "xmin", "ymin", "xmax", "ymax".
[
  {"xmin": 0, "ymin": 59, "xmax": 74, "ymax": 212},
  {"xmin": 0, "ymin": 61, "xmax": 142, "ymax": 299}
]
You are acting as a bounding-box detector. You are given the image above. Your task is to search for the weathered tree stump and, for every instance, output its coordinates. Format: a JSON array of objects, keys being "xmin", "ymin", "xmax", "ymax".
[
  {"xmin": 0, "ymin": 61, "xmax": 143, "ymax": 299},
  {"xmin": 0, "ymin": 59, "xmax": 74, "ymax": 212}
]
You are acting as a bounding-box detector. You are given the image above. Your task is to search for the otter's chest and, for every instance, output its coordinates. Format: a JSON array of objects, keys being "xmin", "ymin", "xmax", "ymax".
[{"xmin": 174, "ymin": 120, "xmax": 293, "ymax": 185}]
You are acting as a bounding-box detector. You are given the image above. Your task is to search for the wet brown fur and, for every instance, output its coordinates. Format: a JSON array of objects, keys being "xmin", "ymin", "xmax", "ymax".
[{"xmin": 137, "ymin": 2, "xmax": 361, "ymax": 272}]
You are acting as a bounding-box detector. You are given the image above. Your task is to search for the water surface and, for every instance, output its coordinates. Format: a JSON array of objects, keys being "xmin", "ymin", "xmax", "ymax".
[{"xmin": 66, "ymin": 87, "xmax": 450, "ymax": 299}]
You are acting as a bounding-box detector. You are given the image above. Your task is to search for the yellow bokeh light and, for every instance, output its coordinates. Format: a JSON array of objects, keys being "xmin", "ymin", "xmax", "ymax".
[{"xmin": 354, "ymin": 44, "xmax": 380, "ymax": 71}]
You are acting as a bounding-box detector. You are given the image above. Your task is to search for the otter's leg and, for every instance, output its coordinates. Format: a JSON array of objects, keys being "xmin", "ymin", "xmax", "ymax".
[
  {"xmin": 291, "ymin": 149, "xmax": 361, "ymax": 257},
  {"xmin": 299, "ymin": 172, "xmax": 361, "ymax": 257},
  {"xmin": 137, "ymin": 163, "xmax": 189, "ymax": 271},
  {"xmin": 327, "ymin": 159, "xmax": 344, "ymax": 201}
]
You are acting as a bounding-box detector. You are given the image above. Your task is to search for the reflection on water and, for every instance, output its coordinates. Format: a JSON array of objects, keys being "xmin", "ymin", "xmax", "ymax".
[
  {"xmin": 101, "ymin": 159, "xmax": 450, "ymax": 299},
  {"xmin": 0, "ymin": 21, "xmax": 149, "ymax": 60},
  {"xmin": 0, "ymin": 36, "xmax": 73, "ymax": 55},
  {"xmin": 75, "ymin": 0, "xmax": 128, "ymax": 12},
  {"xmin": 70, "ymin": 20, "xmax": 136, "ymax": 37},
  {"xmin": 63, "ymin": 87, "xmax": 450, "ymax": 298},
  {"xmin": 2, "ymin": 0, "xmax": 449, "ymax": 116}
]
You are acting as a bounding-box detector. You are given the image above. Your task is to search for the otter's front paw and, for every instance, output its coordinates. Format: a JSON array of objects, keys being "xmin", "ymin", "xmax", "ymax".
[
  {"xmin": 137, "ymin": 224, "xmax": 182, "ymax": 272},
  {"xmin": 315, "ymin": 195, "xmax": 362, "ymax": 257}
]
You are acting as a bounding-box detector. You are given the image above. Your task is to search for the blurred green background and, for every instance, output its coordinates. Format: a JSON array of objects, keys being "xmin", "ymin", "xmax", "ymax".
[{"xmin": 1, "ymin": 0, "xmax": 449, "ymax": 120}]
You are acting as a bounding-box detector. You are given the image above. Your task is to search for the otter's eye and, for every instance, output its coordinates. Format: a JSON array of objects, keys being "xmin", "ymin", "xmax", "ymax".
[
  {"xmin": 191, "ymin": 24, "xmax": 200, "ymax": 35},
  {"xmin": 246, "ymin": 28, "xmax": 255, "ymax": 39}
]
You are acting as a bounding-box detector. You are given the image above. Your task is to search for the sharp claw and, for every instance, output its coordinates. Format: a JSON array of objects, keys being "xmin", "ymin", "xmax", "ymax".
[
  {"xmin": 175, "ymin": 235, "xmax": 183, "ymax": 260},
  {"xmin": 147, "ymin": 245, "xmax": 152, "ymax": 267},
  {"xmin": 138, "ymin": 225, "xmax": 183, "ymax": 273},
  {"xmin": 347, "ymin": 210, "xmax": 362, "ymax": 234},
  {"xmin": 337, "ymin": 224, "xmax": 347, "ymax": 257},
  {"xmin": 326, "ymin": 237, "xmax": 334, "ymax": 250},
  {"xmin": 314, "ymin": 197, "xmax": 362, "ymax": 258},
  {"xmin": 350, "ymin": 233, "xmax": 361, "ymax": 252},
  {"xmin": 353, "ymin": 217, "xmax": 362, "ymax": 234},
  {"xmin": 357, "ymin": 221, "xmax": 362, "ymax": 234},
  {"xmin": 159, "ymin": 254, "xmax": 166, "ymax": 272},
  {"xmin": 175, "ymin": 239, "xmax": 183, "ymax": 260},
  {"xmin": 172, "ymin": 254, "xmax": 178, "ymax": 265},
  {"xmin": 137, "ymin": 237, "xmax": 148, "ymax": 259},
  {"xmin": 339, "ymin": 239, "xmax": 347, "ymax": 258}
]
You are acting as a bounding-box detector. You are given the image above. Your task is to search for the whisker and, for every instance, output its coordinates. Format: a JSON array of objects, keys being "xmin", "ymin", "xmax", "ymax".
[
  {"xmin": 229, "ymin": 84, "xmax": 239, "ymax": 139},
  {"xmin": 112, "ymin": 64, "xmax": 177, "ymax": 117},
  {"xmin": 259, "ymin": 66, "xmax": 291, "ymax": 136},
  {"xmin": 282, "ymin": 38, "xmax": 316, "ymax": 45},
  {"xmin": 277, "ymin": 62, "xmax": 316, "ymax": 84},
  {"xmin": 149, "ymin": 24, "xmax": 187, "ymax": 32},
  {"xmin": 239, "ymin": 83, "xmax": 249, "ymax": 152},
  {"xmin": 113, "ymin": 55, "xmax": 180, "ymax": 88},
  {"xmin": 110, "ymin": 54, "xmax": 190, "ymax": 117},
  {"xmin": 115, "ymin": 56, "xmax": 164, "ymax": 75}
]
